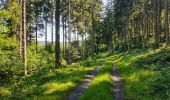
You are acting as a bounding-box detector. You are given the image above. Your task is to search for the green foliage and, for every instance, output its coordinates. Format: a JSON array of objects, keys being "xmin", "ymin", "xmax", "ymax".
[
  {"xmin": 80, "ymin": 57, "xmax": 97, "ymax": 67},
  {"xmin": 27, "ymin": 43, "xmax": 55, "ymax": 74},
  {"xmin": 0, "ymin": 34, "xmax": 22, "ymax": 84},
  {"xmin": 113, "ymin": 48, "xmax": 170, "ymax": 100},
  {"xmin": 135, "ymin": 49, "xmax": 170, "ymax": 70},
  {"xmin": 0, "ymin": 56, "xmax": 98, "ymax": 99},
  {"xmin": 0, "ymin": 34, "xmax": 18, "ymax": 50},
  {"xmin": 0, "ymin": 10, "xmax": 12, "ymax": 33},
  {"xmin": 151, "ymin": 67, "xmax": 170, "ymax": 99}
]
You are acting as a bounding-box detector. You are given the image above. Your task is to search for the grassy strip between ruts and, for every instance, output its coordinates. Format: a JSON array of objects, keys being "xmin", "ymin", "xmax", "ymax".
[{"xmin": 80, "ymin": 60, "xmax": 113, "ymax": 100}]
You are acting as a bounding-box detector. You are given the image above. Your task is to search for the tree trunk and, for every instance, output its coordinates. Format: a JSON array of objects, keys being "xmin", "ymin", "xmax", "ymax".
[
  {"xmin": 45, "ymin": 21, "xmax": 47, "ymax": 48},
  {"xmin": 91, "ymin": 12, "xmax": 96, "ymax": 54},
  {"xmin": 65, "ymin": 21, "xmax": 67, "ymax": 56},
  {"xmin": 62, "ymin": 18, "xmax": 65, "ymax": 56},
  {"xmin": 68, "ymin": 0, "xmax": 71, "ymax": 64},
  {"xmin": 51, "ymin": 15, "xmax": 54, "ymax": 45},
  {"xmin": 20, "ymin": 23, "xmax": 23, "ymax": 56},
  {"xmin": 143, "ymin": 4, "xmax": 147, "ymax": 47},
  {"xmin": 153, "ymin": 0, "xmax": 159, "ymax": 48},
  {"xmin": 126, "ymin": 20, "xmax": 130, "ymax": 51},
  {"xmin": 165, "ymin": 0, "xmax": 170, "ymax": 46},
  {"xmin": 51, "ymin": 0, "xmax": 54, "ymax": 45},
  {"xmin": 55, "ymin": 0, "xmax": 61, "ymax": 67},
  {"xmin": 19, "ymin": 0, "xmax": 23, "ymax": 56},
  {"xmin": 35, "ymin": 17, "xmax": 38, "ymax": 52},
  {"xmin": 136, "ymin": 20, "xmax": 140, "ymax": 48},
  {"xmin": 22, "ymin": 0, "xmax": 27, "ymax": 76},
  {"xmin": 81, "ymin": 35, "xmax": 84, "ymax": 59}
]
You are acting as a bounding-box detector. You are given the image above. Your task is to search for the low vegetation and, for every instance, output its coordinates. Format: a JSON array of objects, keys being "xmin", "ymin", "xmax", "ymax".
[
  {"xmin": 1, "ymin": 0, "xmax": 170, "ymax": 99},
  {"xmin": 113, "ymin": 48, "xmax": 170, "ymax": 100}
]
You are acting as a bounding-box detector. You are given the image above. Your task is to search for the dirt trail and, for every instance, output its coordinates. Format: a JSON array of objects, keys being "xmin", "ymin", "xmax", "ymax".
[
  {"xmin": 112, "ymin": 63, "xmax": 122, "ymax": 100},
  {"xmin": 68, "ymin": 62, "xmax": 103, "ymax": 100}
]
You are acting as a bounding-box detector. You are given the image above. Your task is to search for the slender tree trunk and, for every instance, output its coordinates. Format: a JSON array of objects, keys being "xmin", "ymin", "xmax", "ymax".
[
  {"xmin": 136, "ymin": 20, "xmax": 140, "ymax": 48},
  {"xmin": 55, "ymin": 0, "xmax": 61, "ymax": 67},
  {"xmin": 147, "ymin": 18, "xmax": 149, "ymax": 43},
  {"xmin": 126, "ymin": 19, "xmax": 130, "ymax": 51},
  {"xmin": 62, "ymin": 18, "xmax": 65, "ymax": 56},
  {"xmin": 22, "ymin": 0, "xmax": 27, "ymax": 76},
  {"xmin": 51, "ymin": 15, "xmax": 54, "ymax": 45},
  {"xmin": 91, "ymin": 13, "xmax": 96, "ymax": 54},
  {"xmin": 144, "ymin": 4, "xmax": 147, "ymax": 47},
  {"xmin": 154, "ymin": 0, "xmax": 159, "ymax": 48},
  {"xmin": 81, "ymin": 35, "xmax": 84, "ymax": 59},
  {"xmin": 19, "ymin": 0, "xmax": 22, "ymax": 56},
  {"xmin": 76, "ymin": 28, "xmax": 78, "ymax": 42},
  {"xmin": 45, "ymin": 21, "xmax": 47, "ymax": 48},
  {"xmin": 19, "ymin": 23, "xmax": 23, "ymax": 56},
  {"xmin": 51, "ymin": 0, "xmax": 54, "ymax": 45},
  {"xmin": 165, "ymin": 0, "xmax": 170, "ymax": 46},
  {"xmin": 35, "ymin": 17, "xmax": 38, "ymax": 52},
  {"xmin": 65, "ymin": 21, "xmax": 67, "ymax": 56},
  {"xmin": 68, "ymin": 0, "xmax": 71, "ymax": 64}
]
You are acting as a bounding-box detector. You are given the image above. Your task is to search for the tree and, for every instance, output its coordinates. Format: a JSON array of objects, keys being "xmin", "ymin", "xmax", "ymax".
[
  {"xmin": 55, "ymin": 0, "xmax": 61, "ymax": 67},
  {"xmin": 22, "ymin": 0, "xmax": 27, "ymax": 75},
  {"xmin": 153, "ymin": 0, "xmax": 159, "ymax": 48},
  {"xmin": 165, "ymin": 0, "xmax": 170, "ymax": 46}
]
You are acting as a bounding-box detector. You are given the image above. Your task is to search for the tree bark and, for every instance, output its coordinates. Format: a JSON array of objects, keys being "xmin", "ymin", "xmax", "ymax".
[
  {"xmin": 143, "ymin": 4, "xmax": 147, "ymax": 47},
  {"xmin": 51, "ymin": 15, "xmax": 54, "ymax": 45},
  {"xmin": 45, "ymin": 20, "xmax": 47, "ymax": 48},
  {"xmin": 19, "ymin": 0, "xmax": 23, "ymax": 57},
  {"xmin": 153, "ymin": 0, "xmax": 159, "ymax": 48},
  {"xmin": 55, "ymin": 0, "xmax": 61, "ymax": 67},
  {"xmin": 165, "ymin": 0, "xmax": 170, "ymax": 46},
  {"xmin": 35, "ymin": 17, "xmax": 38, "ymax": 52},
  {"xmin": 51, "ymin": 0, "xmax": 54, "ymax": 45},
  {"xmin": 68, "ymin": 0, "xmax": 71, "ymax": 64},
  {"xmin": 65, "ymin": 21, "xmax": 67, "ymax": 56},
  {"xmin": 22, "ymin": 0, "xmax": 27, "ymax": 76},
  {"xmin": 62, "ymin": 18, "xmax": 65, "ymax": 56}
]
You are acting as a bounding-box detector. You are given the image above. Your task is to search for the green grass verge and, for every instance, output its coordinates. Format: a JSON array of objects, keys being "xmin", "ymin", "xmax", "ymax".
[
  {"xmin": 1, "ymin": 64, "xmax": 93, "ymax": 100},
  {"xmin": 112, "ymin": 48, "xmax": 170, "ymax": 100}
]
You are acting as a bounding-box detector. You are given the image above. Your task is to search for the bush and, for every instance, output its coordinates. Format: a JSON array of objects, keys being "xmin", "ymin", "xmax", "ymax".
[{"xmin": 151, "ymin": 66, "xmax": 170, "ymax": 99}]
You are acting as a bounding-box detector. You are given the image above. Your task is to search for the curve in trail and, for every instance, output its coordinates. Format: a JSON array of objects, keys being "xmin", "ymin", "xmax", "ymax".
[
  {"xmin": 68, "ymin": 62, "xmax": 103, "ymax": 100},
  {"xmin": 112, "ymin": 63, "xmax": 122, "ymax": 100}
]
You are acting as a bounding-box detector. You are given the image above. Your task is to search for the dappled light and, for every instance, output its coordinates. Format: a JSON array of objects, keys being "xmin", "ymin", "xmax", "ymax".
[{"xmin": 1, "ymin": 0, "xmax": 170, "ymax": 99}]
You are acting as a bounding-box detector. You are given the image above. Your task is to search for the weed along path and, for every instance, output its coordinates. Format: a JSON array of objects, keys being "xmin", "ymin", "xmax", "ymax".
[
  {"xmin": 68, "ymin": 62, "xmax": 104, "ymax": 100},
  {"xmin": 112, "ymin": 63, "xmax": 122, "ymax": 100}
]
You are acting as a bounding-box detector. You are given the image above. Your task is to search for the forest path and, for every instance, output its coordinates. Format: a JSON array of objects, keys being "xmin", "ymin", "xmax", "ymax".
[
  {"xmin": 68, "ymin": 62, "xmax": 104, "ymax": 100},
  {"xmin": 112, "ymin": 63, "xmax": 122, "ymax": 100}
]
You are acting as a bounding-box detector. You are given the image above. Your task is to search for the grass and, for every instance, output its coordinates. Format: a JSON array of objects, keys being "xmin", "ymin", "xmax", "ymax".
[
  {"xmin": 2, "ymin": 48, "xmax": 170, "ymax": 100},
  {"xmin": 112, "ymin": 48, "xmax": 170, "ymax": 100},
  {"xmin": 0, "ymin": 64, "xmax": 93, "ymax": 100},
  {"xmin": 0, "ymin": 53, "xmax": 108, "ymax": 100},
  {"xmin": 80, "ymin": 60, "xmax": 113, "ymax": 100}
]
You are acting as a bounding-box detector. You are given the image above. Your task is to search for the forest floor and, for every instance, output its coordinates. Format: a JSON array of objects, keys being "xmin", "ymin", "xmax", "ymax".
[
  {"xmin": 1, "ymin": 48, "xmax": 170, "ymax": 99},
  {"xmin": 112, "ymin": 48, "xmax": 170, "ymax": 100}
]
